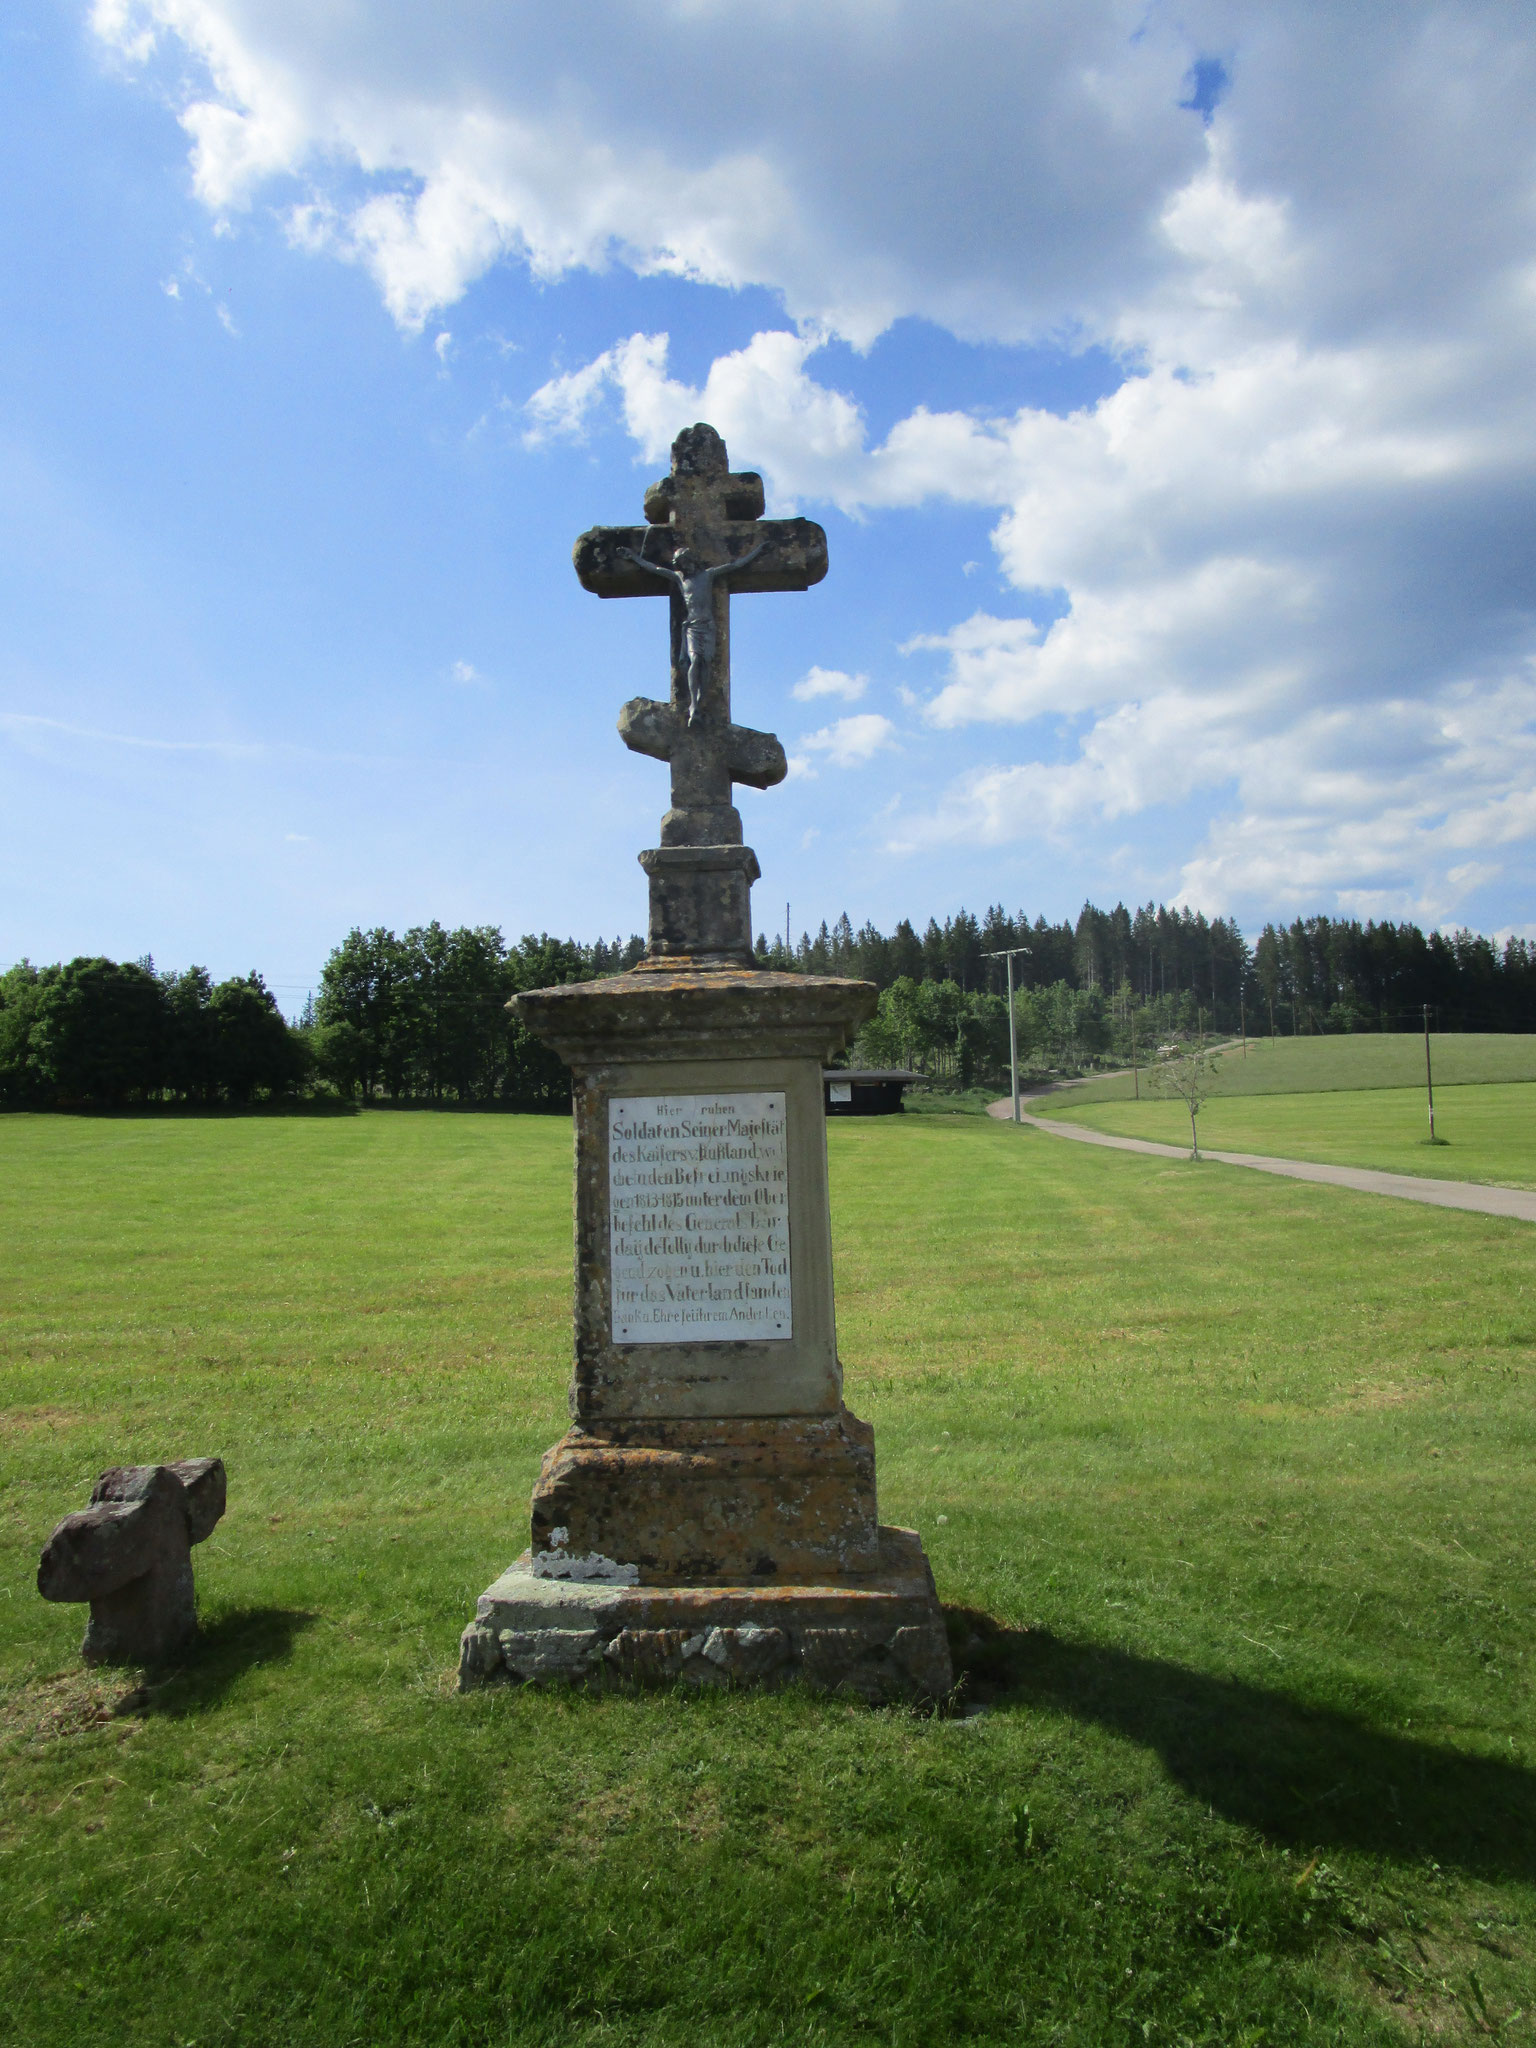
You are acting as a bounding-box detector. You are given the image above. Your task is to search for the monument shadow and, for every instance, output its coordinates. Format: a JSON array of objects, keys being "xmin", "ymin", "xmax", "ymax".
[
  {"xmin": 947, "ymin": 1609, "xmax": 1536, "ymax": 1883},
  {"xmin": 130, "ymin": 1607, "xmax": 317, "ymax": 1718}
]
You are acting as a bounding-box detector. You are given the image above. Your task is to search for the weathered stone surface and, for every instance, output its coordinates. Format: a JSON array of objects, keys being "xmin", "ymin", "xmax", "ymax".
[
  {"xmin": 615, "ymin": 700, "xmax": 787, "ymax": 852},
  {"xmin": 37, "ymin": 1458, "xmax": 227, "ymax": 1666},
  {"xmin": 495, "ymin": 1628, "xmax": 604, "ymax": 1681},
  {"xmin": 602, "ymin": 1627, "xmax": 694, "ymax": 1680},
  {"xmin": 529, "ymin": 1408, "xmax": 879, "ymax": 1582},
  {"xmin": 697, "ymin": 1624, "xmax": 788, "ymax": 1678},
  {"xmin": 459, "ymin": 1526, "xmax": 952, "ymax": 1703},
  {"xmin": 515, "ymin": 968, "xmax": 875, "ymax": 1064},
  {"xmin": 638, "ymin": 845, "xmax": 762, "ymax": 966}
]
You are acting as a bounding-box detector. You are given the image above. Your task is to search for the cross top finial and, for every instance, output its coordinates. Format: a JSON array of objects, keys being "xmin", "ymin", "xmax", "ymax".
[
  {"xmin": 643, "ymin": 423, "xmax": 765, "ymax": 529},
  {"xmin": 671, "ymin": 422, "xmax": 727, "ymax": 476}
]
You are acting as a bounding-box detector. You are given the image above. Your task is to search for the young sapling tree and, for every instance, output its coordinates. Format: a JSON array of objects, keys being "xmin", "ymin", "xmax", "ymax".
[{"xmin": 1154, "ymin": 1042, "xmax": 1222, "ymax": 1158}]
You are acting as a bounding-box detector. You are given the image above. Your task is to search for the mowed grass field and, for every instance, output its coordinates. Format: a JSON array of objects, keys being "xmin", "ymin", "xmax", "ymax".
[
  {"xmin": 3, "ymin": 1110, "xmax": 1536, "ymax": 2047},
  {"xmin": 1033, "ymin": 1082, "xmax": 1536, "ymax": 1189}
]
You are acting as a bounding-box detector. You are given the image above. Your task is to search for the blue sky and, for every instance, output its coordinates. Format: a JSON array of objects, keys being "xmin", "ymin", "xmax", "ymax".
[{"xmin": 4, "ymin": 2, "xmax": 1535, "ymax": 1006}]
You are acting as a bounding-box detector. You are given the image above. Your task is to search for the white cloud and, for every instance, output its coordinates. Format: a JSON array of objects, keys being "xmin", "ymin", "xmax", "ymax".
[
  {"xmin": 798, "ymin": 714, "xmax": 897, "ymax": 769},
  {"xmin": 523, "ymin": 330, "xmax": 866, "ymax": 502},
  {"xmin": 449, "ymin": 659, "xmax": 482, "ymax": 685},
  {"xmin": 90, "ymin": 0, "xmax": 1211, "ymax": 343},
  {"xmin": 896, "ymin": 668, "xmax": 1536, "ymax": 927},
  {"xmin": 508, "ymin": 139, "xmax": 1536, "ymax": 919},
  {"xmin": 792, "ymin": 666, "xmax": 867, "ymax": 704},
  {"xmin": 92, "ymin": 2, "xmax": 1536, "ymax": 922}
]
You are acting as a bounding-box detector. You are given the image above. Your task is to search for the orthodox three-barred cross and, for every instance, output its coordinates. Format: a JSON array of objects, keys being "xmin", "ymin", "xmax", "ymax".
[{"xmin": 574, "ymin": 423, "xmax": 827, "ymax": 852}]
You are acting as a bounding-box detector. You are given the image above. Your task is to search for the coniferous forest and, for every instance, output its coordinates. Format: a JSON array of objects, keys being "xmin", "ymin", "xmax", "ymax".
[{"xmin": 2, "ymin": 902, "xmax": 1533, "ymax": 1108}]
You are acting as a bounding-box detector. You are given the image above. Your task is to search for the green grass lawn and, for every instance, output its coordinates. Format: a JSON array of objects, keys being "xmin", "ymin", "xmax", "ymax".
[
  {"xmin": 1033, "ymin": 1081, "xmax": 1536, "ymax": 1188},
  {"xmin": 1059, "ymin": 1032, "xmax": 1536, "ymax": 1108},
  {"xmin": 4, "ymin": 1109, "xmax": 1536, "ymax": 2045}
]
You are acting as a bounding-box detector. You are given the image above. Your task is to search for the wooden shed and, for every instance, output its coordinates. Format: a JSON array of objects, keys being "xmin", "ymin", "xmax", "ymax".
[{"xmin": 822, "ymin": 1069, "xmax": 920, "ymax": 1116}]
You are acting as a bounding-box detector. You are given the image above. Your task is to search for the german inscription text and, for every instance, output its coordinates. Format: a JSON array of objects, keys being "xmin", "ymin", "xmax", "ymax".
[{"xmin": 609, "ymin": 1092, "xmax": 792, "ymax": 1344}]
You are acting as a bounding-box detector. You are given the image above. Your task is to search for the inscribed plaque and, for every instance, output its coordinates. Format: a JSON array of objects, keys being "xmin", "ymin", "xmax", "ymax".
[{"xmin": 609, "ymin": 1093, "xmax": 792, "ymax": 1344}]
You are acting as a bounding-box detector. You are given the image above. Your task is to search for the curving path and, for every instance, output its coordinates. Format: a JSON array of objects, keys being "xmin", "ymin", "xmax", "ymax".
[{"xmin": 986, "ymin": 1094, "xmax": 1536, "ymax": 1223}]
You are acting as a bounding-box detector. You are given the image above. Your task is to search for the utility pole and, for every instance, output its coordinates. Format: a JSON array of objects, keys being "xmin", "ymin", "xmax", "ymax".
[
  {"xmin": 785, "ymin": 903, "xmax": 791, "ymax": 959},
  {"xmin": 1240, "ymin": 989, "xmax": 1247, "ymax": 1058},
  {"xmin": 1131, "ymin": 1008, "xmax": 1139, "ymax": 1099},
  {"xmin": 984, "ymin": 946, "xmax": 1031, "ymax": 1122},
  {"xmin": 1423, "ymin": 1002, "xmax": 1437, "ymax": 1142}
]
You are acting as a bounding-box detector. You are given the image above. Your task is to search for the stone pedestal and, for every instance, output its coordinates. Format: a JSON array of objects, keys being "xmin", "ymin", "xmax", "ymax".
[
  {"xmin": 638, "ymin": 845, "xmax": 760, "ymax": 968},
  {"xmin": 459, "ymin": 962, "xmax": 952, "ymax": 1701}
]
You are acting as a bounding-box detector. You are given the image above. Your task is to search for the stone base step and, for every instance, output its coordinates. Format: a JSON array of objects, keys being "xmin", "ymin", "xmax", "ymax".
[{"xmin": 458, "ymin": 1525, "xmax": 951, "ymax": 1703}]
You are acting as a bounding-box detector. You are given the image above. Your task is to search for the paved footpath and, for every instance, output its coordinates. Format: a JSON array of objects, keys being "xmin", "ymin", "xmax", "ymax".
[{"xmin": 986, "ymin": 1096, "xmax": 1536, "ymax": 1223}]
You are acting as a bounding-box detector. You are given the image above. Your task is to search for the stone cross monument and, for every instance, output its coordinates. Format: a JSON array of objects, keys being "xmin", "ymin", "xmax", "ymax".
[{"xmin": 458, "ymin": 425, "xmax": 951, "ymax": 1701}]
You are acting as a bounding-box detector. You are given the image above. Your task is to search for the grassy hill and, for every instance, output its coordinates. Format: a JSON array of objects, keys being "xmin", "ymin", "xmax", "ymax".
[
  {"xmin": 3, "ymin": 1110, "xmax": 1536, "ymax": 2043},
  {"xmin": 1054, "ymin": 1031, "xmax": 1536, "ymax": 1106}
]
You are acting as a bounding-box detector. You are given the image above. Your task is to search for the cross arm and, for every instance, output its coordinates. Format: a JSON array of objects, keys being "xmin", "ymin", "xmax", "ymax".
[
  {"xmin": 617, "ymin": 697, "xmax": 788, "ymax": 790},
  {"xmin": 644, "ymin": 469, "xmax": 765, "ymax": 525},
  {"xmin": 574, "ymin": 518, "xmax": 828, "ymax": 598}
]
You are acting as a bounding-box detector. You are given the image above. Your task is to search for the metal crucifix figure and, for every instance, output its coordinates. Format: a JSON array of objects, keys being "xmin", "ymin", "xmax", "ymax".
[{"xmin": 616, "ymin": 538, "xmax": 767, "ymax": 726}]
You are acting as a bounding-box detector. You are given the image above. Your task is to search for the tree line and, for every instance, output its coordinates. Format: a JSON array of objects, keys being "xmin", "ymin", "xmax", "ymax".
[
  {"xmin": 308, "ymin": 925, "xmax": 643, "ymax": 1108},
  {"xmin": 3, "ymin": 902, "xmax": 1531, "ymax": 1109},
  {"xmin": 0, "ymin": 958, "xmax": 306, "ymax": 1109},
  {"xmin": 0, "ymin": 927, "xmax": 642, "ymax": 1111},
  {"xmin": 773, "ymin": 903, "xmax": 1536, "ymax": 1038},
  {"xmin": 1249, "ymin": 916, "xmax": 1536, "ymax": 1035},
  {"xmin": 764, "ymin": 900, "xmax": 1250, "ymax": 1014}
]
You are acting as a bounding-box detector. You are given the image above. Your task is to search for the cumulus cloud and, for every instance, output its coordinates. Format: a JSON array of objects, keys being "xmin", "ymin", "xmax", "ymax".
[
  {"xmin": 93, "ymin": 0, "xmax": 1536, "ymax": 920},
  {"xmin": 523, "ymin": 329, "xmax": 866, "ymax": 501},
  {"xmin": 797, "ymin": 714, "xmax": 897, "ymax": 771},
  {"xmin": 90, "ymin": 0, "xmax": 1209, "ymax": 343},
  {"xmin": 792, "ymin": 667, "xmax": 867, "ymax": 704}
]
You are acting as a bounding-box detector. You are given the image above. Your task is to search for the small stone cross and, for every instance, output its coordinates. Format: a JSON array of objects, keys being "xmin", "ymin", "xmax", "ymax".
[
  {"xmin": 38, "ymin": 1458, "xmax": 227, "ymax": 1666},
  {"xmin": 574, "ymin": 423, "xmax": 827, "ymax": 850}
]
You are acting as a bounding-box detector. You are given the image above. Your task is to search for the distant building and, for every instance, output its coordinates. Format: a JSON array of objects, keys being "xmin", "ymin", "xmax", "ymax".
[{"xmin": 822, "ymin": 1069, "xmax": 919, "ymax": 1116}]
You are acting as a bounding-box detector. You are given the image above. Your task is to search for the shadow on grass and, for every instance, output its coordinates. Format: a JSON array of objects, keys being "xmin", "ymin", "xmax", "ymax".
[
  {"xmin": 142, "ymin": 1607, "xmax": 317, "ymax": 1715},
  {"xmin": 947, "ymin": 1608, "xmax": 1536, "ymax": 1883}
]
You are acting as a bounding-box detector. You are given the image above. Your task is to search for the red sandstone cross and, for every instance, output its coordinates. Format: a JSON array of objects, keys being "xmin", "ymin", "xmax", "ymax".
[{"xmin": 573, "ymin": 422, "xmax": 828, "ymax": 850}]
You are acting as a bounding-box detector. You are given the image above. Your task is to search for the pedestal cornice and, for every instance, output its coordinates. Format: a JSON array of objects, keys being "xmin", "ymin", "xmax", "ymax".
[{"xmin": 513, "ymin": 968, "xmax": 877, "ymax": 1069}]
